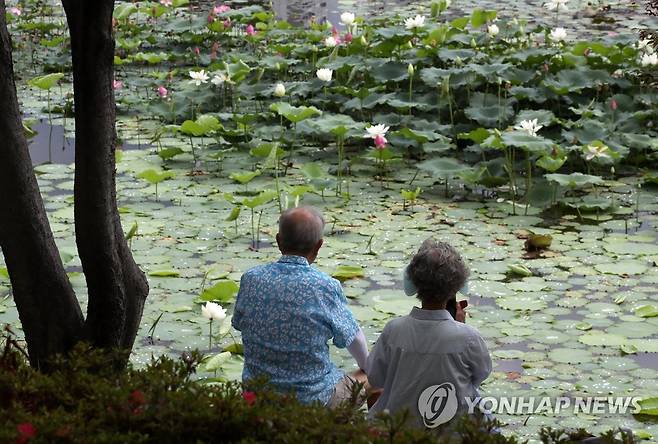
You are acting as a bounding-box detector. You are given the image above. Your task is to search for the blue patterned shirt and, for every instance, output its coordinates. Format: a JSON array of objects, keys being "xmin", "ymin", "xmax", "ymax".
[{"xmin": 232, "ymin": 255, "xmax": 359, "ymax": 405}]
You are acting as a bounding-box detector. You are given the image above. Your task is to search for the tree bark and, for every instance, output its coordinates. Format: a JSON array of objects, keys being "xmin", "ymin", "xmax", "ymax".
[
  {"xmin": 61, "ymin": 0, "xmax": 149, "ymax": 351},
  {"xmin": 0, "ymin": 0, "xmax": 85, "ymax": 368}
]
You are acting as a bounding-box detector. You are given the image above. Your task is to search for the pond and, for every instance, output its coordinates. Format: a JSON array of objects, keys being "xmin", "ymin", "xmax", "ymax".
[
  {"xmin": 2, "ymin": 0, "xmax": 658, "ymax": 440},
  {"xmin": 267, "ymin": 0, "xmax": 652, "ymax": 37}
]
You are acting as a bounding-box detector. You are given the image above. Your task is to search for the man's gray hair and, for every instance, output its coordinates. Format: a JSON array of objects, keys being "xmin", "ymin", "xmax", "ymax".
[
  {"xmin": 278, "ymin": 206, "xmax": 325, "ymax": 254},
  {"xmin": 407, "ymin": 238, "xmax": 469, "ymax": 302}
]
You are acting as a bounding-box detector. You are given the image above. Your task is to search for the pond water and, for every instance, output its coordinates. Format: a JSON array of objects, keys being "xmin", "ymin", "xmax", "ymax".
[
  {"xmin": 3, "ymin": 0, "xmax": 658, "ymax": 440},
  {"xmin": 268, "ymin": 0, "xmax": 653, "ymax": 37}
]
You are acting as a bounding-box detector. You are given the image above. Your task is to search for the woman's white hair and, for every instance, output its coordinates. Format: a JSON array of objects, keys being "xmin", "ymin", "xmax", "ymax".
[{"xmin": 407, "ymin": 238, "xmax": 469, "ymax": 303}]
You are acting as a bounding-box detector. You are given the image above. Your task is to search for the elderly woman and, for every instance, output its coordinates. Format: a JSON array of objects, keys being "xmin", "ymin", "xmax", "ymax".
[{"xmin": 366, "ymin": 239, "xmax": 491, "ymax": 429}]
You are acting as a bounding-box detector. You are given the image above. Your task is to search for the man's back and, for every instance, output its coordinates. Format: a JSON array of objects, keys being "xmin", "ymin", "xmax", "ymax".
[{"xmin": 232, "ymin": 255, "xmax": 358, "ymax": 405}]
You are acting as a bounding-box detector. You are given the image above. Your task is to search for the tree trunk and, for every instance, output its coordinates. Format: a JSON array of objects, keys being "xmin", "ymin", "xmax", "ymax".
[
  {"xmin": 62, "ymin": 0, "xmax": 149, "ymax": 351},
  {"xmin": 0, "ymin": 0, "xmax": 85, "ymax": 368}
]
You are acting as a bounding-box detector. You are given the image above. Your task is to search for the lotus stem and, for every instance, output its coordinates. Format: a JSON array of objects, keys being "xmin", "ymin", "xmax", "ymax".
[
  {"xmin": 408, "ymin": 76, "xmax": 413, "ymax": 116},
  {"xmin": 250, "ymin": 208, "xmax": 255, "ymax": 248},
  {"xmin": 208, "ymin": 319, "xmax": 213, "ymax": 351},
  {"xmin": 525, "ymin": 152, "xmax": 532, "ymax": 216},
  {"xmin": 256, "ymin": 209, "xmax": 263, "ymax": 250}
]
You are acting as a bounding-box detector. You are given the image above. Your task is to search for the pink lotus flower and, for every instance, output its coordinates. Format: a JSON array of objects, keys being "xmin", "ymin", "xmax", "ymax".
[
  {"xmin": 344, "ymin": 33, "xmax": 353, "ymax": 43},
  {"xmin": 160, "ymin": 0, "xmax": 172, "ymax": 6},
  {"xmin": 157, "ymin": 86, "xmax": 168, "ymax": 98},
  {"xmin": 193, "ymin": 46, "xmax": 200, "ymax": 56},
  {"xmin": 331, "ymin": 25, "xmax": 339, "ymax": 36},
  {"xmin": 207, "ymin": 13, "xmax": 215, "ymax": 23},
  {"xmin": 374, "ymin": 134, "xmax": 387, "ymax": 149},
  {"xmin": 112, "ymin": 79, "xmax": 123, "ymax": 90},
  {"xmin": 245, "ymin": 24, "xmax": 256, "ymax": 36},
  {"xmin": 213, "ymin": 4, "xmax": 230, "ymax": 14},
  {"xmin": 610, "ymin": 99, "xmax": 618, "ymax": 111},
  {"xmin": 210, "ymin": 41, "xmax": 220, "ymax": 60},
  {"xmin": 8, "ymin": 6, "xmax": 22, "ymax": 16},
  {"xmin": 223, "ymin": 19, "xmax": 231, "ymax": 29}
]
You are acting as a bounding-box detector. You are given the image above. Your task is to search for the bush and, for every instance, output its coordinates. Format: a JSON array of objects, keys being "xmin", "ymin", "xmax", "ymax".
[{"xmin": 0, "ymin": 337, "xmax": 632, "ymax": 444}]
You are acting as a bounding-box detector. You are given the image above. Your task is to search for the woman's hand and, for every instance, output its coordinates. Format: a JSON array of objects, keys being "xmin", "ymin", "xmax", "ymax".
[{"xmin": 455, "ymin": 302, "xmax": 466, "ymax": 323}]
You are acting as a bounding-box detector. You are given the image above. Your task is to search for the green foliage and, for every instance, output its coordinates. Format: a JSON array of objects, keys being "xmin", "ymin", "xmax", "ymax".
[
  {"xmin": 198, "ymin": 280, "xmax": 239, "ymax": 303},
  {"xmin": 28, "ymin": 73, "xmax": 64, "ymax": 90},
  {"xmin": 0, "ymin": 340, "xmax": 634, "ymax": 443}
]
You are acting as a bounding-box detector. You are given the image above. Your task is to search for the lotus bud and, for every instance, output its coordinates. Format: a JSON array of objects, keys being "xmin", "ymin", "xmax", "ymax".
[
  {"xmin": 274, "ymin": 83, "xmax": 286, "ymax": 97},
  {"xmin": 374, "ymin": 134, "xmax": 387, "ymax": 149},
  {"xmin": 431, "ymin": 1, "xmax": 439, "ymax": 17},
  {"xmin": 610, "ymin": 99, "xmax": 618, "ymax": 111},
  {"xmin": 470, "ymin": 38, "xmax": 477, "ymax": 48},
  {"xmin": 610, "ymin": 166, "xmax": 615, "ymax": 175},
  {"xmin": 360, "ymin": 35, "xmax": 367, "ymax": 45},
  {"xmin": 455, "ymin": 56, "xmax": 463, "ymax": 66},
  {"xmin": 408, "ymin": 63, "xmax": 415, "ymax": 76},
  {"xmin": 406, "ymin": 40, "xmax": 413, "ymax": 49}
]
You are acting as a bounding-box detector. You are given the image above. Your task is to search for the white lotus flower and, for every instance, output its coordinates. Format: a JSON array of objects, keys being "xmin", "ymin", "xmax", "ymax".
[
  {"xmin": 407, "ymin": 63, "xmax": 415, "ymax": 76},
  {"xmin": 189, "ymin": 70, "xmax": 209, "ymax": 86},
  {"xmin": 549, "ymin": 27, "xmax": 567, "ymax": 42},
  {"xmin": 487, "ymin": 24, "xmax": 499, "ymax": 36},
  {"xmin": 316, "ymin": 68, "xmax": 333, "ymax": 82},
  {"xmin": 640, "ymin": 52, "xmax": 658, "ymax": 67},
  {"xmin": 546, "ymin": 0, "xmax": 569, "ymax": 11},
  {"xmin": 583, "ymin": 144, "xmax": 611, "ymax": 161},
  {"xmin": 324, "ymin": 36, "xmax": 337, "ymax": 48},
  {"xmin": 340, "ymin": 12, "xmax": 355, "ymax": 26},
  {"xmin": 404, "ymin": 15, "xmax": 426, "ymax": 30},
  {"xmin": 202, "ymin": 302, "xmax": 227, "ymax": 321},
  {"xmin": 211, "ymin": 71, "xmax": 233, "ymax": 86},
  {"xmin": 637, "ymin": 39, "xmax": 655, "ymax": 54},
  {"xmin": 514, "ymin": 119, "xmax": 543, "ymax": 137},
  {"xmin": 364, "ymin": 124, "xmax": 390, "ymax": 139},
  {"xmin": 273, "ymin": 83, "xmax": 286, "ymax": 97}
]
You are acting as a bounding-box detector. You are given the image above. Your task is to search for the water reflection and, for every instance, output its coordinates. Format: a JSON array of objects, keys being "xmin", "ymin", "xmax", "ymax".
[
  {"xmin": 271, "ymin": 0, "xmax": 409, "ymax": 26},
  {"xmin": 28, "ymin": 120, "xmax": 75, "ymax": 165},
  {"xmin": 27, "ymin": 120, "xmax": 145, "ymax": 166}
]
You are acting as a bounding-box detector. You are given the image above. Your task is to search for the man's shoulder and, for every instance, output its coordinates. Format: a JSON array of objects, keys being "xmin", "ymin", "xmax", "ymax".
[{"xmin": 241, "ymin": 263, "xmax": 273, "ymax": 281}]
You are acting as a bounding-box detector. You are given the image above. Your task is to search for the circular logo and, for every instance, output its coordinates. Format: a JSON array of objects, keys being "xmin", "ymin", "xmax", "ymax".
[{"xmin": 417, "ymin": 383, "xmax": 459, "ymax": 429}]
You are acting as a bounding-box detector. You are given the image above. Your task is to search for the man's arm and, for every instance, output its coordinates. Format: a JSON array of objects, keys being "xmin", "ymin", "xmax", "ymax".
[
  {"xmin": 365, "ymin": 329, "xmax": 388, "ymax": 390},
  {"xmin": 231, "ymin": 274, "xmax": 248, "ymax": 332},
  {"xmin": 347, "ymin": 328, "xmax": 369, "ymax": 370},
  {"xmin": 326, "ymin": 279, "xmax": 360, "ymax": 349}
]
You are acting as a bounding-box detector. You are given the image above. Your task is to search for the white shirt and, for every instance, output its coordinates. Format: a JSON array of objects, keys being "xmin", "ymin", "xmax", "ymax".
[{"xmin": 367, "ymin": 307, "xmax": 492, "ymax": 428}]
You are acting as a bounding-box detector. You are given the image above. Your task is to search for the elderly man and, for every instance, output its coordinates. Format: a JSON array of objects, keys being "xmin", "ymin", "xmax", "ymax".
[{"xmin": 232, "ymin": 206, "xmax": 369, "ymax": 407}]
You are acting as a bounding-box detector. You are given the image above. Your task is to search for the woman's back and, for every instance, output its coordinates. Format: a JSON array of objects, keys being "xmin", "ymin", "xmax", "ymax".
[{"xmin": 367, "ymin": 307, "xmax": 491, "ymax": 429}]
